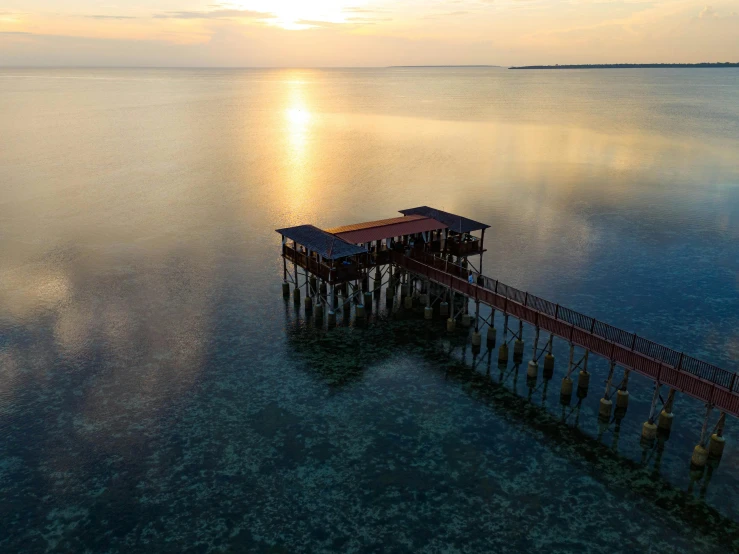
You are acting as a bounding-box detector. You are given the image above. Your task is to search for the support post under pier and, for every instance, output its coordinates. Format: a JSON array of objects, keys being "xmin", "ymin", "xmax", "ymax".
[
  {"xmin": 543, "ymin": 334, "xmax": 555, "ymax": 379},
  {"xmin": 471, "ymin": 300, "xmax": 481, "ymax": 346},
  {"xmin": 498, "ymin": 313, "xmax": 509, "ymax": 365},
  {"xmin": 691, "ymin": 404, "xmax": 714, "ymax": 468},
  {"xmin": 709, "ymin": 412, "xmax": 727, "ymax": 459},
  {"xmin": 560, "ymin": 343, "xmax": 575, "ymax": 404},
  {"xmin": 513, "ymin": 320, "xmax": 524, "ymax": 362},
  {"xmin": 527, "ymin": 326, "xmax": 540, "ymax": 379},
  {"xmin": 658, "ymin": 388, "xmax": 676, "ymax": 435},
  {"xmin": 487, "ymin": 309, "xmax": 496, "ymax": 347},
  {"xmin": 599, "ymin": 360, "xmax": 616, "ymax": 420},
  {"xmin": 641, "ymin": 382, "xmax": 661, "ymax": 444}
]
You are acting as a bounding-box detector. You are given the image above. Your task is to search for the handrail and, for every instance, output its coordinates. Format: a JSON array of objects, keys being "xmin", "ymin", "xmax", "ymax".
[
  {"xmin": 398, "ymin": 250, "xmax": 739, "ymax": 398},
  {"xmin": 283, "ymin": 245, "xmax": 362, "ymax": 284}
]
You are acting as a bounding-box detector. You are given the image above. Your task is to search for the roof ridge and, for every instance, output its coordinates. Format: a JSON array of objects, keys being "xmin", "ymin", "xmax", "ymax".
[{"xmin": 325, "ymin": 214, "xmax": 428, "ymax": 234}]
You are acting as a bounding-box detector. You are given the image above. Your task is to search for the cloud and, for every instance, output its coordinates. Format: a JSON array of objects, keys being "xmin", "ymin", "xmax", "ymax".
[
  {"xmin": 154, "ymin": 9, "xmax": 274, "ymax": 20},
  {"xmin": 84, "ymin": 15, "xmax": 138, "ymax": 20},
  {"xmin": 294, "ymin": 16, "xmax": 392, "ymax": 29},
  {"xmin": 420, "ymin": 10, "xmax": 472, "ymax": 20},
  {"xmin": 568, "ymin": 0, "xmax": 654, "ymax": 3},
  {"xmin": 697, "ymin": 5, "xmax": 739, "ymax": 19},
  {"xmin": 346, "ymin": 17, "xmax": 394, "ymax": 23},
  {"xmin": 296, "ymin": 20, "xmax": 346, "ymax": 28},
  {"xmin": 342, "ymin": 7, "xmax": 391, "ymax": 14},
  {"xmin": 3, "ymin": 0, "xmax": 739, "ymax": 67}
]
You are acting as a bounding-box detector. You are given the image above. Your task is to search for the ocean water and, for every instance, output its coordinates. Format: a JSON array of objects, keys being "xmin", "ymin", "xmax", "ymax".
[{"xmin": 0, "ymin": 67, "xmax": 738, "ymax": 552}]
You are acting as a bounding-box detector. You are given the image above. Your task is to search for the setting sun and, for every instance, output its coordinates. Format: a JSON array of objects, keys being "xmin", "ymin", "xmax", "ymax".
[{"xmin": 286, "ymin": 107, "xmax": 311, "ymax": 125}]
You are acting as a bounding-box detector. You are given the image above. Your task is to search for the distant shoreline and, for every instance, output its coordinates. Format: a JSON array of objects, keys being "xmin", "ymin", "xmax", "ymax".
[{"xmin": 510, "ymin": 63, "xmax": 739, "ymax": 69}]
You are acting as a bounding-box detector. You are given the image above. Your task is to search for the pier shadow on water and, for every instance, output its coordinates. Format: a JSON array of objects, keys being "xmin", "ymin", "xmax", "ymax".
[{"xmin": 285, "ymin": 313, "xmax": 739, "ymax": 552}]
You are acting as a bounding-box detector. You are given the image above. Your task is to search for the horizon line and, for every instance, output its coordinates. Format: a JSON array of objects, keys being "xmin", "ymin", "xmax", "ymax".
[
  {"xmin": 1, "ymin": 62, "xmax": 737, "ymax": 70},
  {"xmin": 0, "ymin": 64, "xmax": 504, "ymax": 69}
]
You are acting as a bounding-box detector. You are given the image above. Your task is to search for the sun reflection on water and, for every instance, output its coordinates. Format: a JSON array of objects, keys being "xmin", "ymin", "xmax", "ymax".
[
  {"xmin": 284, "ymin": 74, "xmax": 312, "ymax": 148},
  {"xmin": 281, "ymin": 74, "xmax": 316, "ymax": 216}
]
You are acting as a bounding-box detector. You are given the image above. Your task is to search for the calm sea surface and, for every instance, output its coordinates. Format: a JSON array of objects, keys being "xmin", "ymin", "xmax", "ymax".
[{"xmin": 1, "ymin": 67, "xmax": 738, "ymax": 552}]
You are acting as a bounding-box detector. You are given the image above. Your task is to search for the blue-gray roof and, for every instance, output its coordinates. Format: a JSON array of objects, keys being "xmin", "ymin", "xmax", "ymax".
[
  {"xmin": 276, "ymin": 225, "xmax": 367, "ymax": 260},
  {"xmin": 399, "ymin": 206, "xmax": 490, "ymax": 233}
]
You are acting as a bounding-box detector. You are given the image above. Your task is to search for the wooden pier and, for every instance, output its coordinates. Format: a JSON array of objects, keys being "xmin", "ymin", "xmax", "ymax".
[{"xmin": 277, "ymin": 206, "xmax": 735, "ymax": 467}]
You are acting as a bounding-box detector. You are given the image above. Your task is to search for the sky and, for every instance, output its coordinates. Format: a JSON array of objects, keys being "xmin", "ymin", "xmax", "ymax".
[{"xmin": 1, "ymin": 1, "xmax": 738, "ymax": 67}]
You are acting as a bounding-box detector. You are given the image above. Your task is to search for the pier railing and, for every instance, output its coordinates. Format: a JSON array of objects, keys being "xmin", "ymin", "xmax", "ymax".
[
  {"xmin": 283, "ymin": 245, "xmax": 362, "ymax": 284},
  {"xmin": 394, "ymin": 251, "xmax": 739, "ymax": 416},
  {"xmin": 447, "ymin": 239, "xmax": 482, "ymax": 257},
  {"xmin": 475, "ymin": 274, "xmax": 735, "ymax": 391}
]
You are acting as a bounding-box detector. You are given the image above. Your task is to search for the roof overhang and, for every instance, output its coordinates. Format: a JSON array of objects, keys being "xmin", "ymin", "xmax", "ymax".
[
  {"xmin": 276, "ymin": 225, "xmax": 367, "ymax": 260},
  {"xmin": 399, "ymin": 206, "xmax": 490, "ymax": 234}
]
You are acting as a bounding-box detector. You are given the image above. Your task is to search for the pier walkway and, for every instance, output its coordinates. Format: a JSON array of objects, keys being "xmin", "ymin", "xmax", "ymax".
[{"xmin": 394, "ymin": 249, "xmax": 739, "ymax": 417}]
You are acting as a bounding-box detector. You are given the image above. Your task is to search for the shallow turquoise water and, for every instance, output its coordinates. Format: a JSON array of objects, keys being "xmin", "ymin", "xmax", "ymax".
[{"xmin": 0, "ymin": 67, "xmax": 738, "ymax": 552}]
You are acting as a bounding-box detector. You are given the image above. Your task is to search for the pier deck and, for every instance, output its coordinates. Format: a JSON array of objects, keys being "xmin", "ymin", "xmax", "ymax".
[{"xmin": 277, "ymin": 205, "xmax": 737, "ymax": 459}]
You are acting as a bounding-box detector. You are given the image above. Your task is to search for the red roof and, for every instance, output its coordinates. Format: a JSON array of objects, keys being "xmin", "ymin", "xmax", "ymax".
[
  {"xmin": 326, "ymin": 214, "xmax": 426, "ymax": 234},
  {"xmin": 325, "ymin": 215, "xmax": 446, "ymax": 244}
]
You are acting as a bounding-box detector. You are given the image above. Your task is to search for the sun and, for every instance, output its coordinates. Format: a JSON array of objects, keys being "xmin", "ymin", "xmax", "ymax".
[
  {"xmin": 286, "ymin": 107, "xmax": 311, "ymax": 126},
  {"xmin": 235, "ymin": 1, "xmax": 365, "ymax": 30}
]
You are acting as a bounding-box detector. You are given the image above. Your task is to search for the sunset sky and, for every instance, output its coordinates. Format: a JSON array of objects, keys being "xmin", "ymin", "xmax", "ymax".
[{"xmin": 1, "ymin": 1, "xmax": 738, "ymax": 67}]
